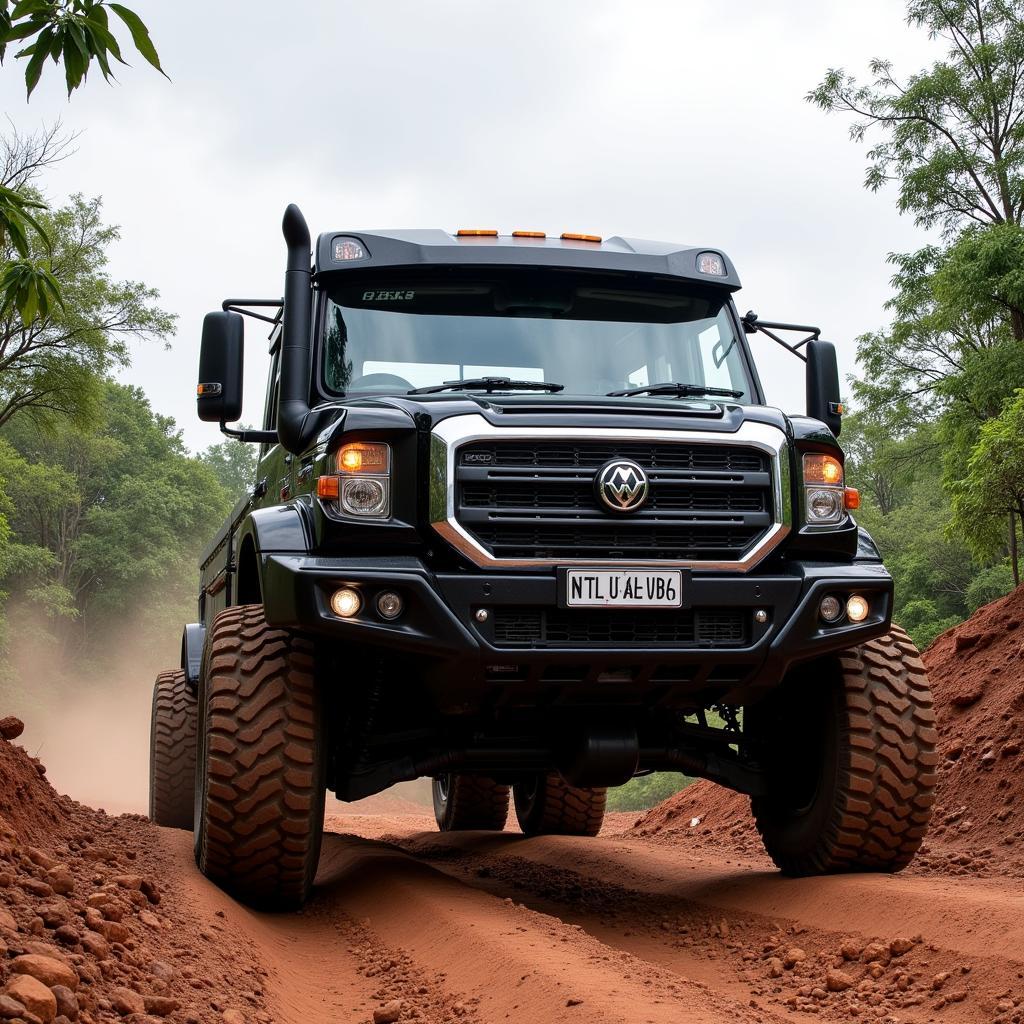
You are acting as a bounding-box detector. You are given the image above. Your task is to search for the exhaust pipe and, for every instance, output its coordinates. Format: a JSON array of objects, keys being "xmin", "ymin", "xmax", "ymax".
[{"xmin": 278, "ymin": 204, "xmax": 316, "ymax": 454}]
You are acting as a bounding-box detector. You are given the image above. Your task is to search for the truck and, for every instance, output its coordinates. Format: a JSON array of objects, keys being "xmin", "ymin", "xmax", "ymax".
[{"xmin": 148, "ymin": 205, "xmax": 937, "ymax": 910}]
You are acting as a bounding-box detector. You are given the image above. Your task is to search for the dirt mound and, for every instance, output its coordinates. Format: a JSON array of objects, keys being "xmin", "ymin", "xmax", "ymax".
[
  {"xmin": 630, "ymin": 588, "xmax": 1024, "ymax": 876},
  {"xmin": 0, "ymin": 715, "xmax": 272, "ymax": 1023},
  {"xmin": 913, "ymin": 583, "xmax": 1024, "ymax": 876}
]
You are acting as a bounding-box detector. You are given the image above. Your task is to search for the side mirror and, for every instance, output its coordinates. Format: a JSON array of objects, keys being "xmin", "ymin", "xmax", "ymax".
[
  {"xmin": 805, "ymin": 339, "xmax": 842, "ymax": 436},
  {"xmin": 197, "ymin": 311, "xmax": 244, "ymax": 423}
]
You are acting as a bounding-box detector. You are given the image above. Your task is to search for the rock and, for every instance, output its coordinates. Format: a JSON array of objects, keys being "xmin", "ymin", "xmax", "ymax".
[
  {"xmin": 0, "ymin": 716, "xmax": 25, "ymax": 740},
  {"xmin": 79, "ymin": 933, "xmax": 109, "ymax": 960},
  {"xmin": 109, "ymin": 876, "xmax": 142, "ymax": 892},
  {"xmin": 566, "ymin": 998, "xmax": 584, "ymax": 1007},
  {"xmin": 826, "ymin": 969, "xmax": 854, "ymax": 992},
  {"xmin": 782, "ymin": 948, "xmax": 806, "ymax": 969},
  {"xmin": 12, "ymin": 954, "xmax": 79, "ymax": 991},
  {"xmin": 840, "ymin": 938, "xmax": 863, "ymax": 960},
  {"xmin": 980, "ymin": 749, "xmax": 997, "ymax": 765},
  {"xmin": 4, "ymin": 975, "xmax": 56, "ymax": 1023},
  {"xmin": 138, "ymin": 911, "xmax": 160, "ymax": 930},
  {"xmin": 372, "ymin": 1002, "xmax": 403, "ymax": 1024},
  {"xmin": 51, "ymin": 987, "xmax": 78, "ymax": 1022},
  {"xmin": 950, "ymin": 684, "xmax": 984, "ymax": 708},
  {"xmin": 26, "ymin": 849, "xmax": 56, "ymax": 871},
  {"xmin": 767, "ymin": 957, "xmax": 784, "ymax": 978},
  {"xmin": 53, "ymin": 926, "xmax": 79, "ymax": 947},
  {"xmin": 45, "ymin": 868, "xmax": 74, "ymax": 897},
  {"xmin": 861, "ymin": 941, "xmax": 890, "ymax": 964},
  {"xmin": 889, "ymin": 937, "xmax": 915, "ymax": 956},
  {"xmin": 932, "ymin": 971, "xmax": 950, "ymax": 990},
  {"xmin": 221, "ymin": 1012, "xmax": 246, "ymax": 1024},
  {"xmin": 142, "ymin": 996, "xmax": 179, "ymax": 1017},
  {"xmin": 0, "ymin": 993, "xmax": 28, "ymax": 1020},
  {"xmin": 19, "ymin": 879, "xmax": 54, "ymax": 899},
  {"xmin": 139, "ymin": 880, "xmax": 160, "ymax": 905},
  {"xmin": 0, "ymin": 907, "xmax": 16, "ymax": 932},
  {"xmin": 148, "ymin": 962, "xmax": 176, "ymax": 984},
  {"xmin": 38, "ymin": 904, "xmax": 68, "ymax": 928},
  {"xmin": 109, "ymin": 988, "xmax": 144, "ymax": 1016},
  {"xmin": 1002, "ymin": 741, "xmax": 1021, "ymax": 757}
]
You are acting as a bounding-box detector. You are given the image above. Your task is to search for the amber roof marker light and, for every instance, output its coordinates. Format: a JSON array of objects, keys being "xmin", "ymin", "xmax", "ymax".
[
  {"xmin": 456, "ymin": 229, "xmax": 499, "ymax": 237},
  {"xmin": 512, "ymin": 230, "xmax": 546, "ymax": 238},
  {"xmin": 560, "ymin": 232, "xmax": 602, "ymax": 243}
]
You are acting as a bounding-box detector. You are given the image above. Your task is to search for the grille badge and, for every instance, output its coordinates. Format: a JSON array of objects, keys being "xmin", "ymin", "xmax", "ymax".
[{"xmin": 595, "ymin": 459, "xmax": 649, "ymax": 513}]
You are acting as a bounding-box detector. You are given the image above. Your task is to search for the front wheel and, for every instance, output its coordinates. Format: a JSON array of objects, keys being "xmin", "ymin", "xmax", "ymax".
[
  {"xmin": 194, "ymin": 604, "xmax": 325, "ymax": 910},
  {"xmin": 749, "ymin": 626, "xmax": 938, "ymax": 875},
  {"xmin": 513, "ymin": 774, "xmax": 606, "ymax": 837}
]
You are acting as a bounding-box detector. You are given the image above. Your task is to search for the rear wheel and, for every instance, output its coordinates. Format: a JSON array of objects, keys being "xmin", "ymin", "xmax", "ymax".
[
  {"xmin": 432, "ymin": 774, "xmax": 510, "ymax": 831},
  {"xmin": 149, "ymin": 669, "xmax": 197, "ymax": 829},
  {"xmin": 194, "ymin": 604, "xmax": 325, "ymax": 910},
  {"xmin": 749, "ymin": 626, "xmax": 937, "ymax": 875},
  {"xmin": 513, "ymin": 774, "xmax": 606, "ymax": 837}
]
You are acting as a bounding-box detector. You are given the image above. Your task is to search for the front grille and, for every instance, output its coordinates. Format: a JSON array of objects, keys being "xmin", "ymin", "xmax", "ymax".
[
  {"xmin": 453, "ymin": 439, "xmax": 773, "ymax": 562},
  {"xmin": 491, "ymin": 607, "xmax": 749, "ymax": 648}
]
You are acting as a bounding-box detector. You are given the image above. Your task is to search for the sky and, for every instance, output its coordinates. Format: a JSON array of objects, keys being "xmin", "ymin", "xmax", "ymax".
[{"xmin": 0, "ymin": 0, "xmax": 938, "ymax": 451}]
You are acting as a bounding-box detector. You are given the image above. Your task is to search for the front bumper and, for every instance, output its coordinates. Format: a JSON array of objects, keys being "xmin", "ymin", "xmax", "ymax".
[{"xmin": 261, "ymin": 554, "xmax": 893, "ymax": 703}]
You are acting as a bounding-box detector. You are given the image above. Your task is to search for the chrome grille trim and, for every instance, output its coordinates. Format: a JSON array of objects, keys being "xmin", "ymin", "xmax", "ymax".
[{"xmin": 429, "ymin": 414, "xmax": 792, "ymax": 570}]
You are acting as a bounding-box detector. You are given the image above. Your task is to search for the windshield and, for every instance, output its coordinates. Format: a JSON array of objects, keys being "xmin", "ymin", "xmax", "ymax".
[{"xmin": 320, "ymin": 273, "xmax": 753, "ymax": 401}]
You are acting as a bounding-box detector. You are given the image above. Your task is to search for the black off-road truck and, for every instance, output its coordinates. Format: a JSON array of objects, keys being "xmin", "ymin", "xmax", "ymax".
[{"xmin": 148, "ymin": 206, "xmax": 937, "ymax": 909}]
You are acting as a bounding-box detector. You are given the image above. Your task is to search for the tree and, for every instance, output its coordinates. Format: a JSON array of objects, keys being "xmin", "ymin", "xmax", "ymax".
[
  {"xmin": 949, "ymin": 387, "xmax": 1024, "ymax": 582},
  {"xmin": 810, "ymin": 1, "xmax": 1024, "ymax": 240},
  {"xmin": 0, "ymin": 1, "xmax": 166, "ymax": 325},
  {"xmin": 0, "ymin": 192, "xmax": 174, "ymax": 430},
  {"xmin": 0, "ymin": 0, "xmax": 165, "ymax": 98},
  {"xmin": 201, "ymin": 438, "xmax": 258, "ymax": 501}
]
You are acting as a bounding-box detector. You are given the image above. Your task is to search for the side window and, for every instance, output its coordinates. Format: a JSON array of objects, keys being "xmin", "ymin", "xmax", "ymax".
[{"xmin": 262, "ymin": 347, "xmax": 281, "ymax": 457}]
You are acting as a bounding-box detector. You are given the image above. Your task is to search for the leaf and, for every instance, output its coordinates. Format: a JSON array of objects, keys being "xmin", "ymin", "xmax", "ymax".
[
  {"xmin": 108, "ymin": 3, "xmax": 166, "ymax": 76},
  {"xmin": 21, "ymin": 24, "xmax": 48, "ymax": 95}
]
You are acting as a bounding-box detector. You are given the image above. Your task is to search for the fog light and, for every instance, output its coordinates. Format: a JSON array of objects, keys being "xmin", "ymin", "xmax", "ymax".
[
  {"xmin": 376, "ymin": 591, "xmax": 403, "ymax": 620},
  {"xmin": 331, "ymin": 587, "xmax": 362, "ymax": 618},
  {"xmin": 819, "ymin": 595, "xmax": 843, "ymax": 622},
  {"xmin": 846, "ymin": 594, "xmax": 870, "ymax": 623}
]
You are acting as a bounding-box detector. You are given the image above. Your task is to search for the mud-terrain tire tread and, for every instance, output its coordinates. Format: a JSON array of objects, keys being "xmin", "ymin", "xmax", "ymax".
[
  {"xmin": 149, "ymin": 669, "xmax": 197, "ymax": 829},
  {"xmin": 195, "ymin": 604, "xmax": 324, "ymax": 910},
  {"xmin": 514, "ymin": 774, "xmax": 607, "ymax": 837},
  {"xmin": 752, "ymin": 625, "xmax": 937, "ymax": 875},
  {"xmin": 433, "ymin": 774, "xmax": 510, "ymax": 831}
]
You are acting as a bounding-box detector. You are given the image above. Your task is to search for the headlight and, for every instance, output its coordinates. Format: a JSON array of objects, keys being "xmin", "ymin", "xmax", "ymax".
[
  {"xmin": 317, "ymin": 442, "xmax": 391, "ymax": 518},
  {"xmin": 802, "ymin": 453, "xmax": 844, "ymax": 526}
]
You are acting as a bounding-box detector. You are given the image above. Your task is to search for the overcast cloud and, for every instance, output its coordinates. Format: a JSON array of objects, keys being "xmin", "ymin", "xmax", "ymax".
[{"xmin": 0, "ymin": 0, "xmax": 936, "ymax": 451}]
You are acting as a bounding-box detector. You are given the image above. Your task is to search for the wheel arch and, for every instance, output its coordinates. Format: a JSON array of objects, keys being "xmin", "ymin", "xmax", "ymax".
[{"xmin": 233, "ymin": 503, "xmax": 312, "ymax": 609}]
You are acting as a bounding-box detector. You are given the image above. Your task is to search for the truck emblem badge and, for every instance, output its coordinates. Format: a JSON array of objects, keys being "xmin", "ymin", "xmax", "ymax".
[{"xmin": 596, "ymin": 459, "xmax": 649, "ymax": 512}]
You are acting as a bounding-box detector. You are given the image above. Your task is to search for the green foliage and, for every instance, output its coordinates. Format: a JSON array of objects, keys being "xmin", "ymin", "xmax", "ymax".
[
  {"xmin": 606, "ymin": 772, "xmax": 693, "ymax": 813},
  {"xmin": 0, "ymin": 193, "xmax": 174, "ymax": 431},
  {"xmin": 200, "ymin": 438, "xmax": 258, "ymax": 502},
  {"xmin": 0, "ymin": 0, "xmax": 166, "ymax": 97},
  {"xmin": 965, "ymin": 560, "xmax": 1017, "ymax": 613},
  {"xmin": 0, "ymin": 382, "xmax": 234, "ymax": 660},
  {"xmin": 949, "ymin": 387, "xmax": 1024, "ymax": 566},
  {"xmin": 809, "ymin": 1, "xmax": 1024, "ymax": 237}
]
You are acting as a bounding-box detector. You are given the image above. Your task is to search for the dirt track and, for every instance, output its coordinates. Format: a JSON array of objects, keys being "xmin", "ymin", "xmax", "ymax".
[{"xmin": 141, "ymin": 809, "xmax": 1024, "ymax": 1024}]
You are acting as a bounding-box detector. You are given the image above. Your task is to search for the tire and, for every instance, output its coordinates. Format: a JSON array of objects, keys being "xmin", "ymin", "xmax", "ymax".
[
  {"xmin": 432, "ymin": 774, "xmax": 510, "ymax": 831},
  {"xmin": 513, "ymin": 774, "xmax": 606, "ymax": 837},
  {"xmin": 149, "ymin": 669, "xmax": 197, "ymax": 829},
  {"xmin": 750, "ymin": 625, "xmax": 938, "ymax": 875},
  {"xmin": 194, "ymin": 604, "xmax": 325, "ymax": 910}
]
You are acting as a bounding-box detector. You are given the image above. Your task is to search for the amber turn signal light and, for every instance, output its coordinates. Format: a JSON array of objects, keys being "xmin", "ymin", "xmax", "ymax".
[
  {"xmin": 844, "ymin": 487, "xmax": 860, "ymax": 510},
  {"xmin": 803, "ymin": 453, "xmax": 844, "ymax": 486},
  {"xmin": 316, "ymin": 476, "xmax": 340, "ymax": 499}
]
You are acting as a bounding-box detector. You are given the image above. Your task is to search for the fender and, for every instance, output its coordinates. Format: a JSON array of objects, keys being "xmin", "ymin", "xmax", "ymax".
[
  {"xmin": 233, "ymin": 502, "xmax": 313, "ymax": 606},
  {"xmin": 180, "ymin": 622, "xmax": 206, "ymax": 688}
]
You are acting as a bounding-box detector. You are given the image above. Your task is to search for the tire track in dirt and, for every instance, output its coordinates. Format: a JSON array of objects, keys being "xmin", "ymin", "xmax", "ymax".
[{"xmin": 379, "ymin": 825, "xmax": 1024, "ymax": 1023}]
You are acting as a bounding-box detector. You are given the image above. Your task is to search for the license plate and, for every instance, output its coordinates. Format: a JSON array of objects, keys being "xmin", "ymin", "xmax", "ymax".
[{"xmin": 564, "ymin": 569, "xmax": 683, "ymax": 608}]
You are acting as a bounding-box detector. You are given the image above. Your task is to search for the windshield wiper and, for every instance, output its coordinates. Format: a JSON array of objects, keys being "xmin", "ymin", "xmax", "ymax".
[
  {"xmin": 409, "ymin": 376, "xmax": 565, "ymax": 395},
  {"xmin": 607, "ymin": 382, "xmax": 743, "ymax": 399}
]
